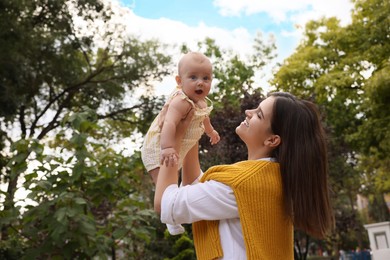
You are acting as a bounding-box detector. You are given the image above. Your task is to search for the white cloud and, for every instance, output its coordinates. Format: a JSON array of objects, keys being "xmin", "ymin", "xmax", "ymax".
[
  {"xmin": 213, "ymin": 0, "xmax": 310, "ymax": 21},
  {"xmin": 105, "ymin": 0, "xmax": 354, "ymax": 96},
  {"xmin": 213, "ymin": 0, "xmax": 353, "ymax": 25},
  {"xmin": 121, "ymin": 9, "xmax": 254, "ymax": 59},
  {"xmin": 113, "ymin": 4, "xmax": 257, "ymax": 95}
]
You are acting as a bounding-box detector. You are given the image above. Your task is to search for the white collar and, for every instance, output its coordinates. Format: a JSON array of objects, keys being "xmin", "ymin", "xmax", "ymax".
[{"xmin": 257, "ymin": 157, "xmax": 277, "ymax": 162}]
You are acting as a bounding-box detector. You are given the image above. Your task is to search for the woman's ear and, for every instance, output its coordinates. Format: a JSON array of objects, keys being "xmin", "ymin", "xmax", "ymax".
[
  {"xmin": 265, "ymin": 135, "xmax": 281, "ymax": 148},
  {"xmin": 175, "ymin": 75, "xmax": 182, "ymax": 86}
]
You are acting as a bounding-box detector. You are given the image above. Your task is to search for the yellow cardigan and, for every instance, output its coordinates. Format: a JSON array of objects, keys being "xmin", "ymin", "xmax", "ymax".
[{"xmin": 192, "ymin": 160, "xmax": 293, "ymax": 260}]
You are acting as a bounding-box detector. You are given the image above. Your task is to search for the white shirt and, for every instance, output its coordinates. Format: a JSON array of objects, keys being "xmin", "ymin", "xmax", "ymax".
[
  {"xmin": 161, "ymin": 178, "xmax": 245, "ymax": 260},
  {"xmin": 161, "ymin": 158, "xmax": 275, "ymax": 259}
]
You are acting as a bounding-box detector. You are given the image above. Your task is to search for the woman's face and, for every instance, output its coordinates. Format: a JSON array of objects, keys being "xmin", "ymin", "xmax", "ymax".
[{"xmin": 236, "ymin": 96, "xmax": 275, "ymax": 148}]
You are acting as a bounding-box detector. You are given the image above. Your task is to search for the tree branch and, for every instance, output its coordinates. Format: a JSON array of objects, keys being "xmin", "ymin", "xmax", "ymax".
[
  {"xmin": 19, "ymin": 105, "xmax": 26, "ymax": 139},
  {"xmin": 31, "ymin": 48, "xmax": 123, "ymax": 140},
  {"xmin": 29, "ymin": 96, "xmax": 39, "ymax": 137},
  {"xmin": 97, "ymin": 104, "xmax": 143, "ymax": 120},
  {"xmin": 67, "ymin": 33, "xmax": 92, "ymax": 73},
  {"xmin": 30, "ymin": 65, "xmax": 109, "ymax": 137},
  {"xmin": 36, "ymin": 93, "xmax": 72, "ymax": 140}
]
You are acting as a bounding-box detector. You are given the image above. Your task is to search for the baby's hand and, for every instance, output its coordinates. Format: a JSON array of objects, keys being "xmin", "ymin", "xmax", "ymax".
[
  {"xmin": 207, "ymin": 130, "xmax": 220, "ymax": 145},
  {"xmin": 160, "ymin": 147, "xmax": 179, "ymax": 167}
]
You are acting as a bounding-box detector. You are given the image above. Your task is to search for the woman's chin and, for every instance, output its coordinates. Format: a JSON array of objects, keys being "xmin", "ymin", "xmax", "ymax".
[{"xmin": 235, "ymin": 126, "xmax": 242, "ymax": 138}]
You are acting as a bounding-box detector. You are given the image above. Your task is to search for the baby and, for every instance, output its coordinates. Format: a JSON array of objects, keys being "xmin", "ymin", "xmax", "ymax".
[{"xmin": 141, "ymin": 52, "xmax": 220, "ymax": 235}]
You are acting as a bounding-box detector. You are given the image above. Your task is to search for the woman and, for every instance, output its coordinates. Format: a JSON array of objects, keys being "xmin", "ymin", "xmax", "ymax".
[{"xmin": 154, "ymin": 92, "xmax": 334, "ymax": 260}]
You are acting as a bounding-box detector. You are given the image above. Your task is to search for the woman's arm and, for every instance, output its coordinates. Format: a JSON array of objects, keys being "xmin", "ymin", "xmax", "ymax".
[
  {"xmin": 154, "ymin": 163, "xmax": 179, "ymax": 213},
  {"xmin": 161, "ymin": 180, "xmax": 238, "ymax": 224},
  {"xmin": 181, "ymin": 143, "xmax": 201, "ymax": 186}
]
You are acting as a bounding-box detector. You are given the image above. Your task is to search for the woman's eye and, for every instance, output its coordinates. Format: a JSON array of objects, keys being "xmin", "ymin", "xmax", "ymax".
[{"xmin": 256, "ymin": 109, "xmax": 263, "ymax": 119}]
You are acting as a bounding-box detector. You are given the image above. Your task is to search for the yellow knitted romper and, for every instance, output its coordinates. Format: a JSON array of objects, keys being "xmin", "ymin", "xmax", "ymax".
[
  {"xmin": 193, "ymin": 160, "xmax": 293, "ymax": 260},
  {"xmin": 141, "ymin": 88, "xmax": 213, "ymax": 172}
]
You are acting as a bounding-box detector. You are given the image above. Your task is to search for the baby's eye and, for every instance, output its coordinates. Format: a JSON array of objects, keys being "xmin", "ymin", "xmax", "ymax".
[
  {"xmin": 190, "ymin": 75, "xmax": 197, "ymax": 80},
  {"xmin": 203, "ymin": 76, "xmax": 210, "ymax": 81}
]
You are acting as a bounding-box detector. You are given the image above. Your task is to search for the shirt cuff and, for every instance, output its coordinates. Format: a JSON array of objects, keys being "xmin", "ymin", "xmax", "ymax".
[
  {"xmin": 161, "ymin": 169, "xmax": 204, "ymax": 224},
  {"xmin": 192, "ymin": 169, "xmax": 204, "ymax": 184},
  {"xmin": 161, "ymin": 184, "xmax": 178, "ymax": 224}
]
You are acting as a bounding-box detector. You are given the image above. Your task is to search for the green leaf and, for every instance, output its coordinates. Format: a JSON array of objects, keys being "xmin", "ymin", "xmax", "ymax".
[
  {"xmin": 51, "ymin": 223, "xmax": 67, "ymax": 242},
  {"xmin": 66, "ymin": 208, "xmax": 78, "ymax": 218},
  {"xmin": 79, "ymin": 220, "xmax": 96, "ymax": 236},
  {"xmin": 55, "ymin": 208, "xmax": 67, "ymax": 223},
  {"xmin": 74, "ymin": 197, "xmax": 87, "ymax": 205},
  {"xmin": 36, "ymin": 180, "xmax": 52, "ymax": 190},
  {"xmin": 112, "ymin": 228, "xmax": 127, "ymax": 239}
]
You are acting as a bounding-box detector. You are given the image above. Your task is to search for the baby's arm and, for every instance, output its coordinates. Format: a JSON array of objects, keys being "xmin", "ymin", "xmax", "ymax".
[
  {"xmin": 160, "ymin": 96, "xmax": 192, "ymax": 166},
  {"xmin": 203, "ymin": 116, "xmax": 220, "ymax": 145}
]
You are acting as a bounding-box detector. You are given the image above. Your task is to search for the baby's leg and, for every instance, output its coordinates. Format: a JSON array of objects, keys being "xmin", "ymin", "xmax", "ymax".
[{"xmin": 149, "ymin": 167, "xmax": 160, "ymax": 185}]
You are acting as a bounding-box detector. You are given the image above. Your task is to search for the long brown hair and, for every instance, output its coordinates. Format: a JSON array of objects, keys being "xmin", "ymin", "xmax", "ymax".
[{"xmin": 269, "ymin": 92, "xmax": 334, "ymax": 238}]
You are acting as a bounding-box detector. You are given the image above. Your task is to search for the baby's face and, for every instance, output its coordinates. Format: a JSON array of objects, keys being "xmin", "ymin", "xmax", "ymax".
[{"xmin": 177, "ymin": 58, "xmax": 213, "ymax": 103}]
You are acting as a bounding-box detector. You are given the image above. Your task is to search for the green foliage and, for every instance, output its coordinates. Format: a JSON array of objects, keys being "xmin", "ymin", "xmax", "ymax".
[
  {"xmin": 271, "ymin": 0, "xmax": 390, "ymax": 254},
  {"xmin": 2, "ymin": 0, "xmax": 388, "ymax": 258},
  {"xmin": 1, "ymin": 109, "xmax": 156, "ymax": 258},
  {"xmin": 162, "ymin": 231, "xmax": 196, "ymax": 260},
  {"xmin": 0, "ymin": 0, "xmax": 171, "ymax": 136},
  {"xmin": 0, "ymin": 0, "xmax": 171, "ymax": 258}
]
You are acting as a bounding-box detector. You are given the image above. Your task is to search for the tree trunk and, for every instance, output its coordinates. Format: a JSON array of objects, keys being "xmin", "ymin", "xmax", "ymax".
[{"xmin": 1, "ymin": 169, "xmax": 18, "ymax": 241}]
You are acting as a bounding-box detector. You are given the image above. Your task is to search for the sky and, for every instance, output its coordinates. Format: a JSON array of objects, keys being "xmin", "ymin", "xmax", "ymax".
[
  {"xmin": 9, "ymin": 0, "xmax": 356, "ymax": 206},
  {"xmin": 102, "ymin": 0, "xmax": 356, "ymax": 156},
  {"xmin": 114, "ymin": 0, "xmax": 354, "ymax": 95}
]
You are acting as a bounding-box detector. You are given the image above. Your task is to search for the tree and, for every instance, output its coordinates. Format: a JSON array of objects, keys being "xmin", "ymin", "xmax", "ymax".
[
  {"xmin": 0, "ymin": 0, "xmax": 171, "ymax": 258},
  {"xmin": 347, "ymin": 0, "xmax": 390, "ymax": 222},
  {"xmin": 271, "ymin": 0, "xmax": 390, "ymax": 255},
  {"xmin": 17, "ymin": 110, "xmax": 157, "ymax": 258}
]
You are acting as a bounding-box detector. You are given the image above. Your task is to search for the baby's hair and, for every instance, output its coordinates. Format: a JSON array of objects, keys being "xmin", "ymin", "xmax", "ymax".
[{"xmin": 177, "ymin": 52, "xmax": 212, "ymax": 75}]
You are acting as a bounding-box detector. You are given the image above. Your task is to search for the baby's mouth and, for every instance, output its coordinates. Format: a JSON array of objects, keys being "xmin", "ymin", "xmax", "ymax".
[{"xmin": 195, "ymin": 90, "xmax": 203, "ymax": 95}]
